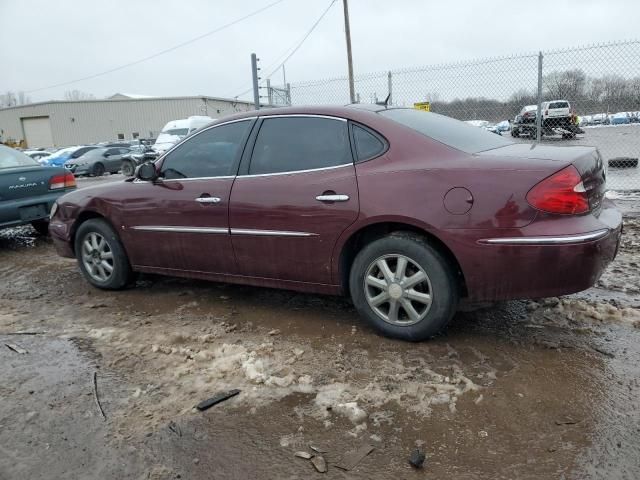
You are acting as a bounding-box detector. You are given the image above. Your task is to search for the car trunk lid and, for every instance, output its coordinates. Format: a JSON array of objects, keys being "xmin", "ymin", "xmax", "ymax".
[
  {"xmin": 478, "ymin": 143, "xmax": 606, "ymax": 214},
  {"xmin": 0, "ymin": 165, "xmax": 62, "ymax": 201}
]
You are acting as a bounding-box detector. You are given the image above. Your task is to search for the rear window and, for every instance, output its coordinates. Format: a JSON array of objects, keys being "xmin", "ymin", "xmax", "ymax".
[
  {"xmin": 549, "ymin": 101, "xmax": 569, "ymax": 109},
  {"xmin": 379, "ymin": 109, "xmax": 512, "ymax": 154},
  {"xmin": 0, "ymin": 146, "xmax": 39, "ymax": 169}
]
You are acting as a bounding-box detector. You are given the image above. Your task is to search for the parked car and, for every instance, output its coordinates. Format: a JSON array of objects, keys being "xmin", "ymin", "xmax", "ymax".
[
  {"xmin": 511, "ymin": 105, "xmax": 538, "ymax": 137},
  {"xmin": 50, "ymin": 105, "xmax": 621, "ymax": 341},
  {"xmin": 152, "ymin": 116, "xmax": 215, "ymax": 154},
  {"xmin": 541, "ymin": 100, "xmax": 572, "ymax": 128},
  {"xmin": 0, "ymin": 144, "xmax": 76, "ymax": 234},
  {"xmin": 64, "ymin": 147, "xmax": 131, "ymax": 176},
  {"xmin": 590, "ymin": 113, "xmax": 607, "ymax": 125},
  {"xmin": 611, "ymin": 112, "xmax": 630, "ymax": 125},
  {"xmin": 120, "ymin": 147, "xmax": 158, "ymax": 177},
  {"xmin": 24, "ymin": 150, "xmax": 52, "ymax": 164},
  {"xmin": 45, "ymin": 146, "xmax": 99, "ymax": 167}
]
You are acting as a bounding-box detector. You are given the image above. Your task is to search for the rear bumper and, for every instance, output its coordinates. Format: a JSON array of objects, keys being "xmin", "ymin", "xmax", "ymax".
[
  {"xmin": 0, "ymin": 190, "xmax": 72, "ymax": 230},
  {"xmin": 454, "ymin": 204, "xmax": 623, "ymax": 302}
]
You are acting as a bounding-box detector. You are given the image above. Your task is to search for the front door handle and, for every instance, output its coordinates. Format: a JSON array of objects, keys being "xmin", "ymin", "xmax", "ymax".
[
  {"xmin": 316, "ymin": 194, "xmax": 349, "ymax": 202},
  {"xmin": 195, "ymin": 196, "xmax": 221, "ymax": 204}
]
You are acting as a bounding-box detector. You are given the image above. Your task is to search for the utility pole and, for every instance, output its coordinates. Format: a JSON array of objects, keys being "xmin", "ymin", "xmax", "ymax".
[
  {"xmin": 342, "ymin": 0, "xmax": 355, "ymax": 104},
  {"xmin": 251, "ymin": 53, "xmax": 260, "ymax": 110}
]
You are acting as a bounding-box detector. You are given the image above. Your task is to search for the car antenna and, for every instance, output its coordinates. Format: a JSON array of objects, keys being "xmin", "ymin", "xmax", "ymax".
[{"xmin": 376, "ymin": 93, "xmax": 391, "ymax": 108}]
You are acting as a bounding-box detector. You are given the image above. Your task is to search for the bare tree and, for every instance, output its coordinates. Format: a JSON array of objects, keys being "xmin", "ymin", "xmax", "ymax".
[
  {"xmin": 64, "ymin": 90, "xmax": 96, "ymax": 101},
  {"xmin": 0, "ymin": 91, "xmax": 17, "ymax": 108}
]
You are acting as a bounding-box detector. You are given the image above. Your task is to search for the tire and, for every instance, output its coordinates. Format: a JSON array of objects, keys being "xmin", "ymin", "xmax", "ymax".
[
  {"xmin": 349, "ymin": 232, "xmax": 459, "ymax": 341},
  {"xmin": 92, "ymin": 162, "xmax": 105, "ymax": 177},
  {"xmin": 31, "ymin": 219, "xmax": 50, "ymax": 236},
  {"xmin": 121, "ymin": 160, "xmax": 135, "ymax": 177},
  {"xmin": 74, "ymin": 218, "xmax": 134, "ymax": 290},
  {"xmin": 511, "ymin": 128, "xmax": 520, "ymax": 137}
]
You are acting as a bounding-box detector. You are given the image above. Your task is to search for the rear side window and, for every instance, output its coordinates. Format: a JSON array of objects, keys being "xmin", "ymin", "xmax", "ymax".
[
  {"xmin": 379, "ymin": 108, "xmax": 512, "ymax": 154},
  {"xmin": 352, "ymin": 124, "xmax": 386, "ymax": 162},
  {"xmin": 161, "ymin": 120, "xmax": 251, "ymax": 179},
  {"xmin": 249, "ymin": 117, "xmax": 351, "ymax": 175}
]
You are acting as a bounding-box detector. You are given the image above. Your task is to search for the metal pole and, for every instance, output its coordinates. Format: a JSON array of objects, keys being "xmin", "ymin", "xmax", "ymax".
[
  {"xmin": 266, "ymin": 79, "xmax": 273, "ymax": 106},
  {"xmin": 251, "ymin": 53, "xmax": 260, "ymax": 110},
  {"xmin": 342, "ymin": 0, "xmax": 355, "ymax": 104},
  {"xmin": 536, "ymin": 51, "xmax": 543, "ymax": 142},
  {"xmin": 282, "ymin": 64, "xmax": 287, "ymax": 86},
  {"xmin": 387, "ymin": 71, "xmax": 392, "ymax": 106},
  {"xmin": 286, "ymin": 83, "xmax": 291, "ymax": 106}
]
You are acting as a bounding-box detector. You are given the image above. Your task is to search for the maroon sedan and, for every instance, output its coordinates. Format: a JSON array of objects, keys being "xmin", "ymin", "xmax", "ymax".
[{"xmin": 50, "ymin": 105, "xmax": 622, "ymax": 340}]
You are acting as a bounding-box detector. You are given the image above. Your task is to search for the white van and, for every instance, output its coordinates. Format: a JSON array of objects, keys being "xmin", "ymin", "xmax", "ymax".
[{"xmin": 152, "ymin": 116, "xmax": 215, "ymax": 153}]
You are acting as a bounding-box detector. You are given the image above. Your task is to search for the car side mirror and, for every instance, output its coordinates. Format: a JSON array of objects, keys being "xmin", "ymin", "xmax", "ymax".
[
  {"xmin": 103, "ymin": 153, "xmax": 111, "ymax": 158},
  {"xmin": 136, "ymin": 162, "xmax": 158, "ymax": 182}
]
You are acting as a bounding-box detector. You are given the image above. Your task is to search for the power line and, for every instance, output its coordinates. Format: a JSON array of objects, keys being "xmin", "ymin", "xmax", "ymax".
[
  {"xmin": 231, "ymin": 0, "xmax": 337, "ymax": 98},
  {"xmin": 23, "ymin": 0, "xmax": 287, "ymax": 94}
]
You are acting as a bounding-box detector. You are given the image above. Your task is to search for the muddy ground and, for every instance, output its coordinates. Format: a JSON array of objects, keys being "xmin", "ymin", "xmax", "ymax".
[{"xmin": 1, "ymin": 186, "xmax": 639, "ymax": 479}]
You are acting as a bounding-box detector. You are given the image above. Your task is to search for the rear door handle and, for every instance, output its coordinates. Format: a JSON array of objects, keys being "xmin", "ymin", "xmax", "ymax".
[
  {"xmin": 316, "ymin": 194, "xmax": 349, "ymax": 202},
  {"xmin": 195, "ymin": 196, "xmax": 221, "ymax": 204}
]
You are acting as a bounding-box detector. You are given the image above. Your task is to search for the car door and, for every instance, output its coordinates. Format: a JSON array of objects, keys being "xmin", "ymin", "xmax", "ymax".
[
  {"xmin": 102, "ymin": 148, "xmax": 123, "ymax": 171},
  {"xmin": 120, "ymin": 119, "xmax": 254, "ymax": 274},
  {"xmin": 229, "ymin": 115, "xmax": 359, "ymax": 285}
]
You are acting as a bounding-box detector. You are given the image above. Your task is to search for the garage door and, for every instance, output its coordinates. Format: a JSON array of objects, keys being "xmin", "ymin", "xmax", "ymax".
[{"xmin": 22, "ymin": 117, "xmax": 54, "ymax": 148}]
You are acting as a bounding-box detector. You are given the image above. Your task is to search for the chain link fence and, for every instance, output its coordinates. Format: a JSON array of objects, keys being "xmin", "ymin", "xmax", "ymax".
[{"xmin": 269, "ymin": 39, "xmax": 640, "ymax": 193}]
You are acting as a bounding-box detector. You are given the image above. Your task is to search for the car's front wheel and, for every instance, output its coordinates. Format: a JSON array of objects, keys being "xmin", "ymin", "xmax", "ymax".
[
  {"xmin": 92, "ymin": 162, "xmax": 105, "ymax": 177},
  {"xmin": 349, "ymin": 233, "xmax": 458, "ymax": 341},
  {"xmin": 74, "ymin": 218, "xmax": 134, "ymax": 289}
]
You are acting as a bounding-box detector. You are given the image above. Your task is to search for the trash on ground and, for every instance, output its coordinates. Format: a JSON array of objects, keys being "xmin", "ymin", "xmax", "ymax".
[
  {"xmin": 335, "ymin": 444, "xmax": 375, "ymax": 471},
  {"xmin": 310, "ymin": 455, "xmax": 327, "ymax": 473},
  {"xmin": 294, "ymin": 451, "xmax": 313, "ymax": 459},
  {"xmin": 93, "ymin": 371, "xmax": 106, "ymax": 420},
  {"xmin": 309, "ymin": 444, "xmax": 328, "ymax": 453},
  {"xmin": 408, "ymin": 448, "xmax": 426, "ymax": 469},
  {"xmin": 196, "ymin": 389, "xmax": 241, "ymax": 411},
  {"xmin": 555, "ymin": 416, "xmax": 578, "ymax": 425},
  {"xmin": 5, "ymin": 343, "xmax": 28, "ymax": 354},
  {"xmin": 168, "ymin": 420, "xmax": 182, "ymax": 437}
]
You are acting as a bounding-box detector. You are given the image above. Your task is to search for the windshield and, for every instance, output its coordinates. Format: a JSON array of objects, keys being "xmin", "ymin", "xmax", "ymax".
[
  {"xmin": 163, "ymin": 128, "xmax": 189, "ymax": 137},
  {"xmin": 379, "ymin": 108, "xmax": 513, "ymax": 154},
  {"xmin": 0, "ymin": 145, "xmax": 39, "ymax": 169}
]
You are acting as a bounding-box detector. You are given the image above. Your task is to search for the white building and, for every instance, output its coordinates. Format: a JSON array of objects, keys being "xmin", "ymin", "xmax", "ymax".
[{"xmin": 0, "ymin": 95, "xmax": 254, "ymax": 148}]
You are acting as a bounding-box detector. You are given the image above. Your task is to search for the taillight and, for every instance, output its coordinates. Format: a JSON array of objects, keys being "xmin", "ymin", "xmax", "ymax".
[
  {"xmin": 526, "ymin": 165, "xmax": 589, "ymax": 215},
  {"xmin": 545, "ymin": 109, "xmax": 549, "ymax": 115},
  {"xmin": 49, "ymin": 173, "xmax": 76, "ymax": 190}
]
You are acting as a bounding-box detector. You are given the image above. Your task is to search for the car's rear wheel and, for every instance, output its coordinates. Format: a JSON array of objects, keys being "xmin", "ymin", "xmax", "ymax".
[
  {"xmin": 511, "ymin": 127, "xmax": 520, "ymax": 137},
  {"xmin": 31, "ymin": 219, "xmax": 49, "ymax": 236},
  {"xmin": 92, "ymin": 162, "xmax": 105, "ymax": 177},
  {"xmin": 349, "ymin": 232, "xmax": 458, "ymax": 341},
  {"xmin": 121, "ymin": 160, "xmax": 135, "ymax": 177},
  {"xmin": 74, "ymin": 219, "xmax": 134, "ymax": 290}
]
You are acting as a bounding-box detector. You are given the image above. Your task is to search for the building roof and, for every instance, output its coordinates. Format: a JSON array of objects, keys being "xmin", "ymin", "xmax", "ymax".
[{"xmin": 0, "ymin": 95, "xmax": 254, "ymax": 111}]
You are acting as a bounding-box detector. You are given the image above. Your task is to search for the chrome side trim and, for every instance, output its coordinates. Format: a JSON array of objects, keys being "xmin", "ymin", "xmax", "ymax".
[
  {"xmin": 259, "ymin": 113, "xmax": 348, "ymax": 122},
  {"xmin": 478, "ymin": 229, "xmax": 610, "ymax": 245},
  {"xmin": 195, "ymin": 197, "xmax": 221, "ymax": 204},
  {"xmin": 238, "ymin": 163, "xmax": 352, "ymax": 179},
  {"xmin": 163, "ymin": 175, "xmax": 235, "ymax": 183},
  {"xmin": 231, "ymin": 228, "xmax": 317, "ymax": 237},
  {"xmin": 131, "ymin": 226, "xmax": 229, "ymax": 234}
]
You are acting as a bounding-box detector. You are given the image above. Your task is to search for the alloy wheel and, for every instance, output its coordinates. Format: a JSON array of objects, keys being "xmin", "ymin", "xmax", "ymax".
[
  {"xmin": 363, "ymin": 254, "xmax": 433, "ymax": 326},
  {"xmin": 81, "ymin": 232, "xmax": 114, "ymax": 282}
]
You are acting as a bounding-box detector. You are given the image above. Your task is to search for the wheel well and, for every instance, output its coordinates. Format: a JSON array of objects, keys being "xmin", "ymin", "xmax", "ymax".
[
  {"xmin": 339, "ymin": 222, "xmax": 468, "ymax": 298},
  {"xmin": 70, "ymin": 212, "xmax": 110, "ymax": 253}
]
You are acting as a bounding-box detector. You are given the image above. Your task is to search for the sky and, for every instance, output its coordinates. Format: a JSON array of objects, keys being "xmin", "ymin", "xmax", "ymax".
[{"xmin": 1, "ymin": 0, "xmax": 639, "ymax": 103}]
